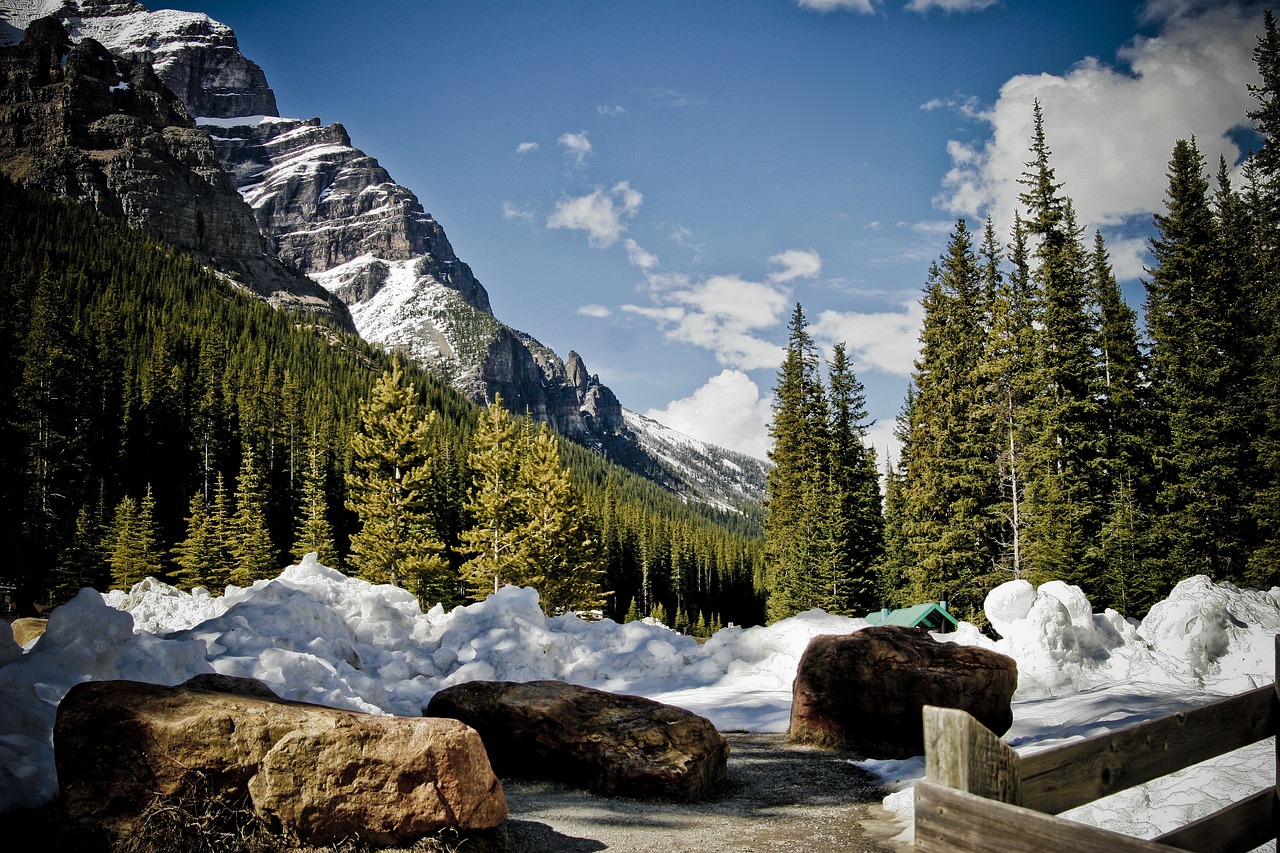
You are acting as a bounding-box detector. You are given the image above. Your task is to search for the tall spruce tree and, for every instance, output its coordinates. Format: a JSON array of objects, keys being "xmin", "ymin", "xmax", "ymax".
[
  {"xmin": 1017, "ymin": 106, "xmax": 1103, "ymax": 584},
  {"xmin": 1145, "ymin": 137, "xmax": 1252, "ymax": 584},
  {"xmin": 172, "ymin": 490, "xmax": 218, "ymax": 590},
  {"xmin": 899, "ymin": 220, "xmax": 994, "ymax": 617},
  {"xmin": 822, "ymin": 342, "xmax": 883, "ymax": 615},
  {"xmin": 346, "ymin": 368, "xmax": 450, "ymax": 598},
  {"xmin": 764, "ymin": 304, "xmax": 830, "ymax": 622},
  {"xmin": 105, "ymin": 486, "xmax": 164, "ymax": 589},
  {"xmin": 460, "ymin": 396, "xmax": 528, "ymax": 597}
]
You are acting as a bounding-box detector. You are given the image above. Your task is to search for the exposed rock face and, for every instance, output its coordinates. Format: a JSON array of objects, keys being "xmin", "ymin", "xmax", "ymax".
[
  {"xmin": 55, "ymin": 674, "xmax": 508, "ymax": 847},
  {"xmin": 426, "ymin": 680, "xmax": 729, "ymax": 802},
  {"xmin": 0, "ymin": 18, "xmax": 353, "ymax": 329},
  {"xmin": 1, "ymin": 0, "xmax": 279, "ymax": 118},
  {"xmin": 788, "ymin": 626, "xmax": 1018, "ymax": 758}
]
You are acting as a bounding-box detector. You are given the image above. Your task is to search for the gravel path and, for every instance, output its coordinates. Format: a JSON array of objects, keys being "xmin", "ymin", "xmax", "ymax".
[{"xmin": 498, "ymin": 733, "xmax": 908, "ymax": 853}]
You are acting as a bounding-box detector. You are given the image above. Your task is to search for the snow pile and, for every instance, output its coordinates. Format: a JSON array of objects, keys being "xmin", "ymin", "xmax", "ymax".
[{"xmin": 1, "ymin": 558, "xmax": 1277, "ymax": 849}]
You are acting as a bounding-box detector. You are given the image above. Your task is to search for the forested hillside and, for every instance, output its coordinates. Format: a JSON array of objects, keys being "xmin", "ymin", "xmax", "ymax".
[{"xmin": 0, "ymin": 177, "xmax": 763, "ymax": 627}]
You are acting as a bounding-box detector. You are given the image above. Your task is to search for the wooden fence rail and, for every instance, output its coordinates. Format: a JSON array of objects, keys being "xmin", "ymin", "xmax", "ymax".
[{"xmin": 914, "ymin": 635, "xmax": 1279, "ymax": 853}]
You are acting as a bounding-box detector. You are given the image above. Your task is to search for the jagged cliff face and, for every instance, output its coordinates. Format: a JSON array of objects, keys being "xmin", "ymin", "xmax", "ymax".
[{"xmin": 0, "ymin": 14, "xmax": 353, "ymax": 329}]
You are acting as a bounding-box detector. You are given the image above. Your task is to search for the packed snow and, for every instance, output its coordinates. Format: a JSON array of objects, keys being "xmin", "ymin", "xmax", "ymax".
[{"xmin": 1, "ymin": 556, "xmax": 1276, "ymax": 849}]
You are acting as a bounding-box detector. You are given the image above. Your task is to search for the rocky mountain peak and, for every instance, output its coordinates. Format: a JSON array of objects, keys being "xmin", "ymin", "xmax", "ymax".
[{"xmin": 0, "ymin": 15, "xmax": 353, "ymax": 330}]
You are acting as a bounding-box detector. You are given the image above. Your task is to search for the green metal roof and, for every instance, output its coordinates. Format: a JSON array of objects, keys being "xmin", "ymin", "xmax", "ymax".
[{"xmin": 864, "ymin": 602, "xmax": 959, "ymax": 630}]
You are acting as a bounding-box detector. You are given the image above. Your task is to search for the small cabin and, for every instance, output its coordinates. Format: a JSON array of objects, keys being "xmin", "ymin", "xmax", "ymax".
[{"xmin": 863, "ymin": 601, "xmax": 958, "ymax": 634}]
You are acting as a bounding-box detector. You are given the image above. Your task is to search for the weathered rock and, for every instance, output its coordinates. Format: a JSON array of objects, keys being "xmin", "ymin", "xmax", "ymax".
[
  {"xmin": 55, "ymin": 674, "xmax": 507, "ymax": 847},
  {"xmin": 0, "ymin": 18, "xmax": 354, "ymax": 331},
  {"xmin": 788, "ymin": 626, "xmax": 1017, "ymax": 758},
  {"xmin": 9, "ymin": 617, "xmax": 47, "ymax": 647},
  {"xmin": 426, "ymin": 680, "xmax": 729, "ymax": 802}
]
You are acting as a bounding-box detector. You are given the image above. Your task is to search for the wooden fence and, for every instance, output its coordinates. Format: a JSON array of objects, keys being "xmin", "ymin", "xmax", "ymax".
[{"xmin": 914, "ymin": 635, "xmax": 1279, "ymax": 852}]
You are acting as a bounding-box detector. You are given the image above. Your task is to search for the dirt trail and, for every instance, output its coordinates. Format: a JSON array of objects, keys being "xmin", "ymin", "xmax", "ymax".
[{"xmin": 498, "ymin": 733, "xmax": 909, "ymax": 853}]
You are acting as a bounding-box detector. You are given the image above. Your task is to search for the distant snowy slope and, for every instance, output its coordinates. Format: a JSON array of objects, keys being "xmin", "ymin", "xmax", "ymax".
[{"xmin": 623, "ymin": 409, "xmax": 767, "ymax": 508}]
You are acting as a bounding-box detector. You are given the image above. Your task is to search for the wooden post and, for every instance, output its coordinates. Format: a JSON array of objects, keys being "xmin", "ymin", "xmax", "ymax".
[{"xmin": 923, "ymin": 704, "xmax": 1022, "ymax": 805}]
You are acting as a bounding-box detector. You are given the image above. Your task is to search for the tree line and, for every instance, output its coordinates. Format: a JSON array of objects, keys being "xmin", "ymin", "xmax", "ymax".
[
  {"xmin": 1, "ymin": 176, "xmax": 764, "ymax": 629},
  {"xmin": 764, "ymin": 13, "xmax": 1280, "ymax": 623}
]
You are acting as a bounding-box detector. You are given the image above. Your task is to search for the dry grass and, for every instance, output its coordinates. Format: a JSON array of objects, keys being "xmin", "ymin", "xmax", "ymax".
[{"xmin": 0, "ymin": 790, "xmax": 509, "ymax": 853}]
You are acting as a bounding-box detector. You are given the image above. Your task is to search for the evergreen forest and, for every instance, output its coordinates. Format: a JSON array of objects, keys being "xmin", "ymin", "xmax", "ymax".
[
  {"xmin": 0, "ymin": 177, "xmax": 764, "ymax": 630},
  {"xmin": 763, "ymin": 13, "xmax": 1280, "ymax": 623}
]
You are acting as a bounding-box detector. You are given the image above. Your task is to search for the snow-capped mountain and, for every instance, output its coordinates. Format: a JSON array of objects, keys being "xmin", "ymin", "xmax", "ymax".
[{"xmin": 0, "ymin": 0, "xmax": 769, "ymax": 506}]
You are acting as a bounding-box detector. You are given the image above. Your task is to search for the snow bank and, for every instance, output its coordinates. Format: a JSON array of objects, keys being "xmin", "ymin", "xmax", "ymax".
[{"xmin": 2, "ymin": 558, "xmax": 1277, "ymax": 850}]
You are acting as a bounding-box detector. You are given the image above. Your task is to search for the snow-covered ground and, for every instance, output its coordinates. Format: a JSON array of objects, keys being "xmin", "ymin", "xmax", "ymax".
[{"xmin": 1, "ymin": 556, "xmax": 1275, "ymax": 849}]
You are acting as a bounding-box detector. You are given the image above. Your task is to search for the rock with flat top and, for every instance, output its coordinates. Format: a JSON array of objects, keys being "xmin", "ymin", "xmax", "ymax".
[{"xmin": 426, "ymin": 679, "xmax": 728, "ymax": 802}]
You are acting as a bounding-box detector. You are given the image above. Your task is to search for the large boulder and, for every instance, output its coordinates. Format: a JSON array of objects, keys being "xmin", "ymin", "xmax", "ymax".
[
  {"xmin": 426, "ymin": 680, "xmax": 729, "ymax": 802},
  {"xmin": 9, "ymin": 617, "xmax": 46, "ymax": 646},
  {"xmin": 789, "ymin": 626, "xmax": 1017, "ymax": 758},
  {"xmin": 54, "ymin": 674, "xmax": 507, "ymax": 847}
]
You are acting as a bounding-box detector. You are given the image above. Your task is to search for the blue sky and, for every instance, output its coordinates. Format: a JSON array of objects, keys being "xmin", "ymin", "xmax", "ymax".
[{"xmin": 171, "ymin": 0, "xmax": 1268, "ymax": 461}]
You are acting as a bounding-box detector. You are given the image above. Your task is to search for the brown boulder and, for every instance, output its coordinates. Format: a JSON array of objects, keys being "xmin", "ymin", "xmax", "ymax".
[
  {"xmin": 54, "ymin": 674, "xmax": 507, "ymax": 847},
  {"xmin": 9, "ymin": 617, "xmax": 46, "ymax": 646},
  {"xmin": 788, "ymin": 626, "xmax": 1017, "ymax": 758},
  {"xmin": 426, "ymin": 680, "xmax": 728, "ymax": 802}
]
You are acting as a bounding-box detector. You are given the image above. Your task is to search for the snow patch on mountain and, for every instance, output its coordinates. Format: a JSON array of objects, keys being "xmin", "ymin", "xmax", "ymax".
[{"xmin": 623, "ymin": 409, "xmax": 768, "ymax": 509}]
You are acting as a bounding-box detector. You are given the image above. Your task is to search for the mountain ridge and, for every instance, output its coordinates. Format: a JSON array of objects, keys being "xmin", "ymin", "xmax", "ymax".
[{"xmin": 0, "ymin": 0, "xmax": 770, "ymax": 507}]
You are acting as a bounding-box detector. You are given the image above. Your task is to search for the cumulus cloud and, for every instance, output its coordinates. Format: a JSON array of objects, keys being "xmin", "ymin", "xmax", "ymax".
[
  {"xmin": 624, "ymin": 274, "xmax": 790, "ymax": 371},
  {"xmin": 796, "ymin": 0, "xmax": 878, "ymax": 12},
  {"xmin": 645, "ymin": 370, "xmax": 774, "ymax": 460},
  {"xmin": 811, "ymin": 301, "xmax": 925, "ymax": 377},
  {"xmin": 935, "ymin": 2, "xmax": 1263, "ymax": 237},
  {"xmin": 516, "ymin": 141, "xmax": 539, "ymax": 154},
  {"xmin": 546, "ymin": 181, "xmax": 643, "ymax": 247},
  {"xmin": 767, "ymin": 248, "xmax": 823, "ymax": 283},
  {"xmin": 906, "ymin": 0, "xmax": 1000, "ymax": 12},
  {"xmin": 577, "ymin": 304, "xmax": 612, "ymax": 318},
  {"xmin": 558, "ymin": 130, "xmax": 593, "ymax": 164}
]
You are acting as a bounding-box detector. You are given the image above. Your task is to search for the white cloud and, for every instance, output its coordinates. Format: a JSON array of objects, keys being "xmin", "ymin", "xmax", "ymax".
[
  {"xmin": 796, "ymin": 0, "xmax": 878, "ymax": 12},
  {"xmin": 501, "ymin": 201, "xmax": 534, "ymax": 223},
  {"xmin": 516, "ymin": 141, "xmax": 539, "ymax": 154},
  {"xmin": 624, "ymin": 238, "xmax": 659, "ymax": 271},
  {"xmin": 597, "ymin": 104, "xmax": 626, "ymax": 116},
  {"xmin": 646, "ymin": 370, "xmax": 774, "ymax": 460},
  {"xmin": 624, "ymin": 274, "xmax": 790, "ymax": 370},
  {"xmin": 546, "ymin": 181, "xmax": 643, "ymax": 247},
  {"xmin": 577, "ymin": 304, "xmax": 612, "ymax": 318},
  {"xmin": 811, "ymin": 301, "xmax": 925, "ymax": 377},
  {"xmin": 558, "ymin": 130, "xmax": 593, "ymax": 164},
  {"xmin": 906, "ymin": 0, "xmax": 1000, "ymax": 13},
  {"xmin": 767, "ymin": 248, "xmax": 823, "ymax": 283},
  {"xmin": 935, "ymin": 2, "xmax": 1263, "ymax": 239}
]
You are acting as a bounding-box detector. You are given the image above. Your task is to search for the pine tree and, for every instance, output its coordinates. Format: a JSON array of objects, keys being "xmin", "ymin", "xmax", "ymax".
[
  {"xmin": 899, "ymin": 220, "xmax": 995, "ymax": 618},
  {"xmin": 460, "ymin": 396, "xmax": 529, "ymax": 597},
  {"xmin": 1145, "ymin": 137, "xmax": 1252, "ymax": 585},
  {"xmin": 764, "ymin": 304, "xmax": 830, "ymax": 621},
  {"xmin": 172, "ymin": 490, "xmax": 219, "ymax": 590},
  {"xmin": 54, "ymin": 503, "xmax": 106, "ymax": 601},
  {"xmin": 291, "ymin": 435, "xmax": 338, "ymax": 566},
  {"xmin": 207, "ymin": 472, "xmax": 237, "ymax": 589},
  {"xmin": 822, "ymin": 342, "xmax": 883, "ymax": 615},
  {"xmin": 105, "ymin": 486, "xmax": 163, "ymax": 589},
  {"xmin": 1017, "ymin": 106, "xmax": 1103, "ymax": 584},
  {"xmin": 230, "ymin": 444, "xmax": 277, "ymax": 585},
  {"xmin": 517, "ymin": 423, "xmax": 606, "ymax": 614},
  {"xmin": 346, "ymin": 368, "xmax": 451, "ymax": 598},
  {"xmin": 981, "ymin": 214, "xmax": 1038, "ymax": 582},
  {"xmin": 1088, "ymin": 230, "xmax": 1155, "ymax": 613}
]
